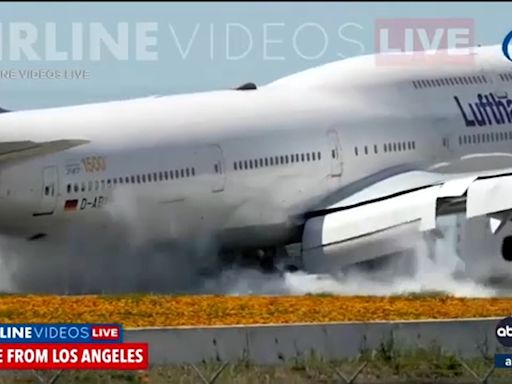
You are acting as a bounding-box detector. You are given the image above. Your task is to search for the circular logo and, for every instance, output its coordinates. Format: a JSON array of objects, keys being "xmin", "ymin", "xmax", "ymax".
[
  {"xmin": 496, "ymin": 316, "xmax": 512, "ymax": 347},
  {"xmin": 502, "ymin": 31, "xmax": 512, "ymax": 62}
]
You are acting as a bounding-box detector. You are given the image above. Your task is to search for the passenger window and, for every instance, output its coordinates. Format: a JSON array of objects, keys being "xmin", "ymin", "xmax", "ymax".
[
  {"xmin": 169, "ymin": 171, "xmax": 174, "ymax": 180},
  {"xmin": 180, "ymin": 169, "xmax": 185, "ymax": 178},
  {"xmin": 163, "ymin": 172, "xmax": 168, "ymax": 181},
  {"xmin": 119, "ymin": 178, "xmax": 123, "ymax": 184},
  {"xmin": 81, "ymin": 182, "xmax": 86, "ymax": 192},
  {"xmin": 88, "ymin": 181, "xmax": 93, "ymax": 191},
  {"xmin": 95, "ymin": 180, "xmax": 99, "ymax": 190},
  {"xmin": 67, "ymin": 184, "xmax": 71, "ymax": 194},
  {"xmin": 412, "ymin": 141, "xmax": 416, "ymax": 150},
  {"xmin": 234, "ymin": 162, "xmax": 237, "ymax": 170},
  {"xmin": 301, "ymin": 154, "xmax": 305, "ymax": 162},
  {"xmin": 192, "ymin": 168, "xmax": 196, "ymax": 176},
  {"xmin": 364, "ymin": 146, "xmax": 368, "ymax": 155},
  {"xmin": 148, "ymin": 174, "xmax": 152, "ymax": 182},
  {"xmin": 384, "ymin": 143, "xmax": 387, "ymax": 152},
  {"xmin": 159, "ymin": 172, "xmax": 163, "ymax": 181},
  {"xmin": 141, "ymin": 175, "xmax": 146, "ymax": 183},
  {"xmin": 354, "ymin": 147, "xmax": 358, "ymax": 156},
  {"xmin": 74, "ymin": 184, "xmax": 79, "ymax": 193},
  {"xmin": 306, "ymin": 153, "xmax": 310, "ymax": 162},
  {"xmin": 44, "ymin": 186, "xmax": 50, "ymax": 196},
  {"xmin": 136, "ymin": 175, "xmax": 140, "ymax": 184},
  {"xmin": 185, "ymin": 168, "xmax": 190, "ymax": 177},
  {"xmin": 265, "ymin": 158, "xmax": 269, "ymax": 167},
  {"xmin": 244, "ymin": 160, "xmax": 248, "ymax": 169},
  {"xmin": 284, "ymin": 155, "xmax": 288, "ymax": 164},
  {"xmin": 269, "ymin": 157, "xmax": 274, "ymax": 166},
  {"xmin": 259, "ymin": 159, "xmax": 264, "ymax": 167},
  {"xmin": 130, "ymin": 176, "xmax": 135, "ymax": 184},
  {"xmin": 393, "ymin": 143, "xmax": 397, "ymax": 151},
  {"xmin": 374, "ymin": 144, "xmax": 378, "ymax": 154},
  {"xmin": 279, "ymin": 156, "xmax": 284, "ymax": 164},
  {"xmin": 317, "ymin": 151, "xmax": 321, "ymax": 160},
  {"xmin": 312, "ymin": 152, "xmax": 316, "ymax": 161}
]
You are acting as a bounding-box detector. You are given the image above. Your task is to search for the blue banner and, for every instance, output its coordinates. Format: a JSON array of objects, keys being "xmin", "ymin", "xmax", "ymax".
[{"xmin": 495, "ymin": 354, "xmax": 512, "ymax": 368}]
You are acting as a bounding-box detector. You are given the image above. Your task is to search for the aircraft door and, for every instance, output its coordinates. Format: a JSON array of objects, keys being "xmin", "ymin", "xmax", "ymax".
[
  {"xmin": 211, "ymin": 144, "xmax": 226, "ymax": 193},
  {"xmin": 34, "ymin": 166, "xmax": 58, "ymax": 216},
  {"xmin": 327, "ymin": 129, "xmax": 342, "ymax": 177}
]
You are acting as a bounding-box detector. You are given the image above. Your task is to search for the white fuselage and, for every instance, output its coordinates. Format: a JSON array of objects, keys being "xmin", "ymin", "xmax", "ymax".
[{"xmin": 1, "ymin": 45, "xmax": 512, "ymax": 250}]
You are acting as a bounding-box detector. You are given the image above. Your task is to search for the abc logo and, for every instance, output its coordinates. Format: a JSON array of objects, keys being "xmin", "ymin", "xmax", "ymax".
[{"xmin": 496, "ymin": 317, "xmax": 512, "ymax": 347}]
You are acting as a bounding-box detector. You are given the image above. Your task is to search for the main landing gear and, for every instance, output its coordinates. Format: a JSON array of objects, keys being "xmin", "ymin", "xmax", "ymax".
[{"xmin": 219, "ymin": 246, "xmax": 300, "ymax": 273}]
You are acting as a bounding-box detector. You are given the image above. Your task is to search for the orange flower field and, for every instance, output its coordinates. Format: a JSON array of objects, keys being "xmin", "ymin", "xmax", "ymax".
[{"xmin": 0, "ymin": 295, "xmax": 510, "ymax": 327}]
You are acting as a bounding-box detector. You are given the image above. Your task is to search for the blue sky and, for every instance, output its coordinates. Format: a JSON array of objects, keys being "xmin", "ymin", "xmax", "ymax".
[{"xmin": 0, "ymin": 2, "xmax": 510, "ymax": 109}]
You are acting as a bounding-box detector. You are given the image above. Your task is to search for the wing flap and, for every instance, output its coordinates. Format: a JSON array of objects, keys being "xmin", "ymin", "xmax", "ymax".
[{"xmin": 467, "ymin": 175, "xmax": 512, "ymax": 218}]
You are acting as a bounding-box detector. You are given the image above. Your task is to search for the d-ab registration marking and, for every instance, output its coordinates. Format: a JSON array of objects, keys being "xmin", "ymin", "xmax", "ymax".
[
  {"xmin": 80, "ymin": 196, "xmax": 105, "ymax": 210},
  {"xmin": 64, "ymin": 196, "xmax": 106, "ymax": 212}
]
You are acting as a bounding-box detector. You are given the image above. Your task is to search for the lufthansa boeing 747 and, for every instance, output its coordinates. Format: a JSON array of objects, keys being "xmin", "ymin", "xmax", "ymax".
[{"xmin": 1, "ymin": 44, "xmax": 512, "ymax": 277}]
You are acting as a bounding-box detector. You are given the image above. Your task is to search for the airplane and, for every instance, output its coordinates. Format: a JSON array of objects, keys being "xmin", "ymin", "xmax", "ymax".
[{"xmin": 2, "ymin": 43, "xmax": 512, "ymax": 281}]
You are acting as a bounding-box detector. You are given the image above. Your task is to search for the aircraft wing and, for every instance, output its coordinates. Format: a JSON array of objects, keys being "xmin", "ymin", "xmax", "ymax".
[
  {"xmin": 0, "ymin": 139, "xmax": 90, "ymax": 166},
  {"xmin": 302, "ymin": 168, "xmax": 512, "ymax": 269}
]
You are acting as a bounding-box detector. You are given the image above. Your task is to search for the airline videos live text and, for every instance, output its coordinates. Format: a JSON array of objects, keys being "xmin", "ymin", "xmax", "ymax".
[{"xmin": 0, "ymin": 324, "xmax": 148, "ymax": 370}]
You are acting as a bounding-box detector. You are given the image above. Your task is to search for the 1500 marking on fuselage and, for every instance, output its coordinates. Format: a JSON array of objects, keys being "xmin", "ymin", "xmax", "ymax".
[{"xmin": 82, "ymin": 156, "xmax": 106, "ymax": 173}]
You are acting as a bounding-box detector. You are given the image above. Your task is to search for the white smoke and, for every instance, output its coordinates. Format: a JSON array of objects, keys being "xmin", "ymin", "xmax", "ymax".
[
  {"xmin": 199, "ymin": 217, "xmax": 507, "ymax": 297},
  {"xmin": 0, "ymin": 214, "xmax": 509, "ymax": 296}
]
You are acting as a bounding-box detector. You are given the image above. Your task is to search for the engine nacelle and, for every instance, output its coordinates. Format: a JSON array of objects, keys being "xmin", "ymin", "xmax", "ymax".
[
  {"xmin": 301, "ymin": 215, "xmax": 423, "ymax": 274},
  {"xmin": 454, "ymin": 214, "xmax": 512, "ymax": 282}
]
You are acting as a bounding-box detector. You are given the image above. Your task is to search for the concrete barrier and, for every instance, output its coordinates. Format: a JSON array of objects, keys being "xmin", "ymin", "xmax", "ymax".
[{"xmin": 125, "ymin": 317, "xmax": 505, "ymax": 364}]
